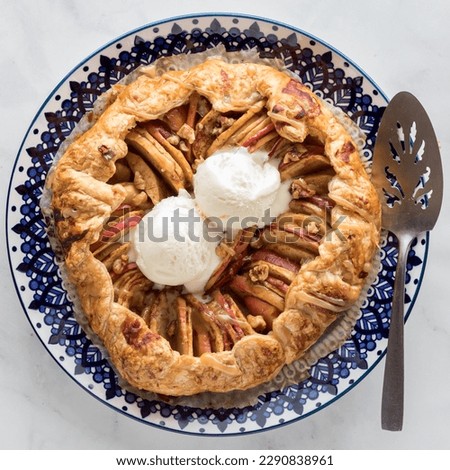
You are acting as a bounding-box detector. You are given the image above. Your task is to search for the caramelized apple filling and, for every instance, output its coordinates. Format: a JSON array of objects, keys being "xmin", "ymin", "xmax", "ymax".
[{"xmin": 93, "ymin": 93, "xmax": 338, "ymax": 354}]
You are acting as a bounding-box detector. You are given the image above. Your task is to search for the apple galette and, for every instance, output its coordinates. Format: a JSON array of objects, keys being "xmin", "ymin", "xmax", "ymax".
[{"xmin": 43, "ymin": 51, "xmax": 381, "ymax": 397}]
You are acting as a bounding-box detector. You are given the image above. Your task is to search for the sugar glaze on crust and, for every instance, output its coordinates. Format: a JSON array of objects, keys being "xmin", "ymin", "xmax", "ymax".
[{"xmin": 44, "ymin": 54, "xmax": 381, "ymax": 396}]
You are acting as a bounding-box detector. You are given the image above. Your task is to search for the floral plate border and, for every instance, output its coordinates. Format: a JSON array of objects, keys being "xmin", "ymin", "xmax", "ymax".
[{"xmin": 6, "ymin": 13, "xmax": 428, "ymax": 435}]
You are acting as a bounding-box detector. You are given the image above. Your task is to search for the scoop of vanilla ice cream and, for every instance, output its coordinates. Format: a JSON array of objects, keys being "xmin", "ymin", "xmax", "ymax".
[
  {"xmin": 132, "ymin": 190, "xmax": 221, "ymax": 293},
  {"xmin": 194, "ymin": 148, "xmax": 289, "ymax": 232}
]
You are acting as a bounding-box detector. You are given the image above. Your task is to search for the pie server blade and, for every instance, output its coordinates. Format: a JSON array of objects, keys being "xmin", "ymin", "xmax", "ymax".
[{"xmin": 372, "ymin": 91, "xmax": 443, "ymax": 431}]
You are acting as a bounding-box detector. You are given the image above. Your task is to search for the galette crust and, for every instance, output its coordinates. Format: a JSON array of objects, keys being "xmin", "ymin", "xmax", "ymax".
[{"xmin": 45, "ymin": 56, "xmax": 381, "ymax": 396}]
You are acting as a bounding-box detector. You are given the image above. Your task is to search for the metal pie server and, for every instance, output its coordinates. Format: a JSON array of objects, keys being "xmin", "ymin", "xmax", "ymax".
[{"xmin": 372, "ymin": 91, "xmax": 443, "ymax": 431}]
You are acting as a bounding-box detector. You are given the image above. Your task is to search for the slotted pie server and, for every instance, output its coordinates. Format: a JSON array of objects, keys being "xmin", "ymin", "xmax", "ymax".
[{"xmin": 372, "ymin": 91, "xmax": 443, "ymax": 431}]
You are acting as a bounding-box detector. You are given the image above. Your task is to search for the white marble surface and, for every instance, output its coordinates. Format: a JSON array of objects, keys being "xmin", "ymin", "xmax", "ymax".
[{"xmin": 1, "ymin": 0, "xmax": 450, "ymax": 450}]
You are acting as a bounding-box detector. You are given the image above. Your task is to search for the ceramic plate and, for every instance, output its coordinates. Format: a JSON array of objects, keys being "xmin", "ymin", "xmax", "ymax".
[{"xmin": 6, "ymin": 13, "xmax": 428, "ymax": 435}]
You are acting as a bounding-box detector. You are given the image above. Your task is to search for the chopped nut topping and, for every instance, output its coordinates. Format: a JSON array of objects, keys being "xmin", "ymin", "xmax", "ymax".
[
  {"xmin": 131, "ymin": 191, "xmax": 148, "ymax": 207},
  {"xmin": 112, "ymin": 257, "xmax": 127, "ymax": 275},
  {"xmin": 179, "ymin": 141, "xmax": 188, "ymax": 152},
  {"xmin": 290, "ymin": 178, "xmax": 315, "ymax": 199},
  {"xmin": 166, "ymin": 134, "xmax": 180, "ymax": 146},
  {"xmin": 306, "ymin": 221, "xmax": 320, "ymax": 235},
  {"xmin": 211, "ymin": 116, "xmax": 235, "ymax": 136},
  {"xmin": 246, "ymin": 314, "xmax": 266, "ymax": 332},
  {"xmin": 177, "ymin": 123, "xmax": 195, "ymax": 144},
  {"xmin": 249, "ymin": 263, "xmax": 269, "ymax": 283},
  {"xmin": 216, "ymin": 240, "xmax": 236, "ymax": 258},
  {"xmin": 282, "ymin": 148, "xmax": 303, "ymax": 164}
]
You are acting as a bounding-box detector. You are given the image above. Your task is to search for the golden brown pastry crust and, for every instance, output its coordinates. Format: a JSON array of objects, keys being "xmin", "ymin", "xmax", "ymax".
[{"xmin": 45, "ymin": 56, "xmax": 381, "ymax": 396}]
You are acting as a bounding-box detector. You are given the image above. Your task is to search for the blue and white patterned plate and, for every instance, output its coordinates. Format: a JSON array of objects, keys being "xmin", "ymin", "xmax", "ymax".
[{"xmin": 6, "ymin": 13, "xmax": 428, "ymax": 435}]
